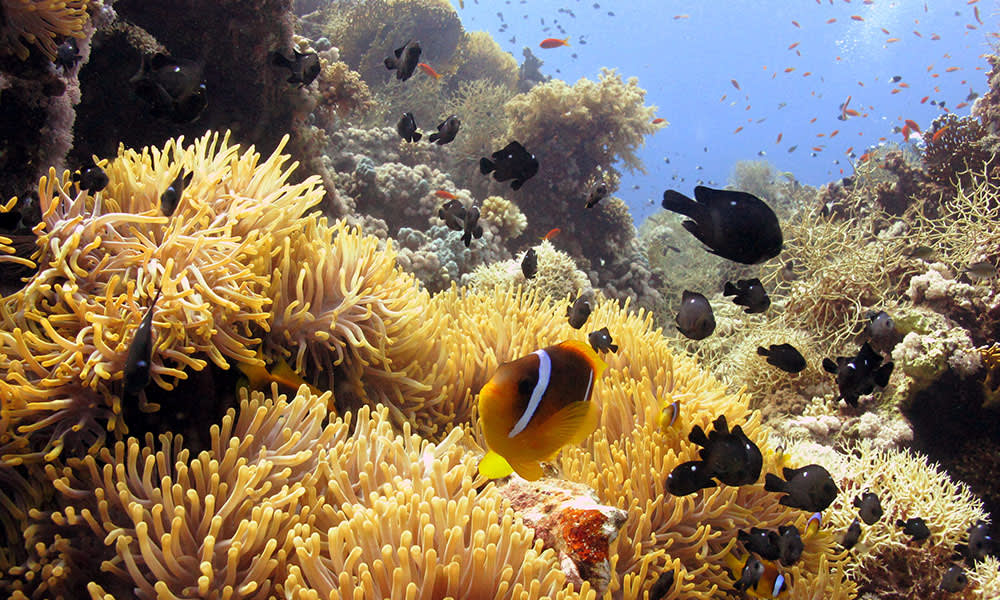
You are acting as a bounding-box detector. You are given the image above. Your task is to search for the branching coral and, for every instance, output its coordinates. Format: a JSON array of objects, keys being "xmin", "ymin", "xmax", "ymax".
[
  {"xmin": 923, "ymin": 114, "xmax": 997, "ymax": 190},
  {"xmin": 449, "ymin": 30, "xmax": 519, "ymax": 91},
  {"xmin": 314, "ymin": 60, "xmax": 374, "ymax": 125},
  {"xmin": 0, "ymin": 0, "xmax": 90, "ymax": 60},
  {"xmin": 466, "ymin": 240, "xmax": 590, "ymax": 302}
]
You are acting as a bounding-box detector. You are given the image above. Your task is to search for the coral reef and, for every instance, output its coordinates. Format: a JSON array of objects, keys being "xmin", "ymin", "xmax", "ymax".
[
  {"xmin": 449, "ymin": 30, "xmax": 519, "ymax": 91},
  {"xmin": 0, "ymin": 0, "xmax": 91, "ymax": 61},
  {"xmin": 466, "ymin": 240, "xmax": 590, "ymax": 302}
]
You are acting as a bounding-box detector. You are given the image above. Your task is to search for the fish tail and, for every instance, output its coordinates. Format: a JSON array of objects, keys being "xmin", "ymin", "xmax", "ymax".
[
  {"xmin": 756, "ymin": 346, "xmax": 769, "ymax": 357},
  {"xmin": 511, "ymin": 179, "xmax": 525, "ymax": 191},
  {"xmin": 724, "ymin": 281, "xmax": 738, "ymax": 296},
  {"xmin": 479, "ymin": 157, "xmax": 495, "ymax": 174},
  {"xmin": 822, "ymin": 358, "xmax": 838, "ymax": 374},
  {"xmin": 384, "ymin": 57, "xmax": 397, "ymax": 70},
  {"xmin": 429, "ymin": 132, "xmax": 440, "ymax": 143},
  {"xmin": 609, "ymin": 344, "xmax": 619, "ymax": 352},
  {"xmin": 478, "ymin": 450, "xmax": 514, "ymax": 479},
  {"xmin": 764, "ymin": 473, "xmax": 785, "ymax": 493},
  {"xmin": 661, "ymin": 189, "xmax": 698, "ymax": 217},
  {"xmin": 412, "ymin": 131, "xmax": 421, "ymax": 142},
  {"xmin": 270, "ymin": 51, "xmax": 291, "ymax": 68}
]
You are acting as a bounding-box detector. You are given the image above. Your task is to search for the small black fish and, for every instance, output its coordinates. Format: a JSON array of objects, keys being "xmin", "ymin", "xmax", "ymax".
[
  {"xmin": 396, "ymin": 112, "xmax": 422, "ymax": 142},
  {"xmin": 72, "ymin": 162, "xmax": 109, "ymax": 193},
  {"xmin": 648, "ymin": 569, "xmax": 675, "ymax": 600},
  {"xmin": 723, "ymin": 278, "xmax": 770, "ymax": 313},
  {"xmin": 384, "ymin": 40, "xmax": 421, "ymax": 81},
  {"xmin": 661, "ymin": 186, "xmax": 782, "ymax": 264},
  {"xmin": 567, "ymin": 291, "xmax": 593, "ymax": 329},
  {"xmin": 841, "ymin": 517, "xmax": 862, "ymax": 550},
  {"xmin": 735, "ymin": 555, "xmax": 765, "ymax": 592},
  {"xmin": 689, "ymin": 414, "xmax": 762, "ymax": 487},
  {"xmin": 896, "ymin": 517, "xmax": 931, "ymax": 542},
  {"xmin": 939, "ymin": 564, "xmax": 968, "ymax": 593},
  {"xmin": 764, "ymin": 464, "xmax": 839, "ymax": 512},
  {"xmin": 461, "ymin": 205, "xmax": 483, "ymax": 248},
  {"xmin": 963, "ymin": 520, "xmax": 994, "ymax": 562},
  {"xmin": 269, "ymin": 49, "xmax": 320, "ymax": 87},
  {"xmin": 123, "ymin": 290, "xmax": 161, "ymax": 397},
  {"xmin": 823, "ymin": 342, "xmax": 894, "ymax": 407},
  {"xmin": 853, "ymin": 492, "xmax": 883, "ymax": 525},
  {"xmin": 521, "ymin": 247, "xmax": 537, "ymax": 279},
  {"xmin": 160, "ymin": 170, "xmax": 192, "ymax": 217},
  {"xmin": 429, "ymin": 115, "xmax": 461, "ymax": 145},
  {"xmin": 890, "ymin": 75, "xmax": 902, "ymax": 83},
  {"xmin": 738, "ymin": 528, "xmax": 780, "ymax": 561},
  {"xmin": 864, "ymin": 310, "xmax": 897, "ymax": 349},
  {"xmin": 666, "ymin": 460, "xmax": 715, "ymax": 496},
  {"xmin": 130, "ymin": 53, "xmax": 207, "ymax": 123},
  {"xmin": 757, "ymin": 344, "xmax": 806, "ymax": 374},
  {"xmin": 438, "ymin": 199, "xmax": 465, "ymax": 231},
  {"xmin": 585, "ymin": 182, "xmax": 609, "ymax": 208},
  {"xmin": 54, "ymin": 37, "xmax": 81, "ymax": 72},
  {"xmin": 676, "ymin": 290, "xmax": 715, "ymax": 340},
  {"xmin": 777, "ymin": 525, "xmax": 803, "ymax": 566},
  {"xmin": 480, "ymin": 141, "xmax": 539, "ymax": 190},
  {"xmin": 588, "ymin": 327, "xmax": 618, "ymax": 353}
]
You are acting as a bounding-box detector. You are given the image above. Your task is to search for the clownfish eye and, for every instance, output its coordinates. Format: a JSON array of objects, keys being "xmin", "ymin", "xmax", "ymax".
[{"xmin": 517, "ymin": 376, "xmax": 537, "ymax": 397}]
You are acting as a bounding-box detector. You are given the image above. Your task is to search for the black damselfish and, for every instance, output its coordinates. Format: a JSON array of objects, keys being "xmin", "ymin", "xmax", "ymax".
[
  {"xmin": 764, "ymin": 464, "xmax": 838, "ymax": 512},
  {"xmin": 130, "ymin": 53, "xmax": 207, "ymax": 123},
  {"xmin": 269, "ymin": 49, "xmax": 320, "ymax": 87},
  {"xmin": 757, "ymin": 343, "xmax": 806, "ymax": 374},
  {"xmin": 396, "ymin": 112, "xmax": 422, "ymax": 142},
  {"xmin": 661, "ymin": 186, "xmax": 782, "ymax": 264},
  {"xmin": 481, "ymin": 141, "xmax": 539, "ymax": 190},
  {"xmin": 429, "ymin": 115, "xmax": 461, "ymax": 145},
  {"xmin": 123, "ymin": 290, "xmax": 161, "ymax": 397},
  {"xmin": 897, "ymin": 517, "xmax": 931, "ymax": 542},
  {"xmin": 676, "ymin": 290, "xmax": 715, "ymax": 340},
  {"xmin": 520, "ymin": 247, "xmax": 537, "ymax": 279},
  {"xmin": 384, "ymin": 40, "xmax": 421, "ymax": 81},
  {"xmin": 724, "ymin": 278, "xmax": 770, "ymax": 313},
  {"xmin": 823, "ymin": 342, "xmax": 894, "ymax": 406},
  {"xmin": 689, "ymin": 414, "xmax": 762, "ymax": 487}
]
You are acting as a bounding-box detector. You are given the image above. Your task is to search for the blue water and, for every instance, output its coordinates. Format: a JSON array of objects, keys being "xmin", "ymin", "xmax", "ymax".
[{"xmin": 458, "ymin": 0, "xmax": 992, "ymax": 223}]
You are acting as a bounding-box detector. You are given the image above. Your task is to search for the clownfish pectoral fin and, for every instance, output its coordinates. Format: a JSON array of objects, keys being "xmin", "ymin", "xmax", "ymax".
[
  {"xmin": 479, "ymin": 450, "xmax": 514, "ymax": 479},
  {"xmin": 510, "ymin": 459, "xmax": 544, "ymax": 481},
  {"xmin": 540, "ymin": 400, "xmax": 600, "ymax": 450}
]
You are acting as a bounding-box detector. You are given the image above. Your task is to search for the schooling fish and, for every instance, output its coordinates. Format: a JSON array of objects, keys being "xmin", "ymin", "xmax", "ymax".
[
  {"xmin": 73, "ymin": 161, "xmax": 109, "ymax": 193},
  {"xmin": 854, "ymin": 491, "xmax": 884, "ymax": 525},
  {"xmin": 384, "ymin": 40, "xmax": 421, "ymax": 81},
  {"xmin": 841, "ymin": 517, "xmax": 862, "ymax": 550},
  {"xmin": 661, "ymin": 185, "xmax": 782, "ymax": 264},
  {"xmin": 940, "ymin": 564, "xmax": 968, "ymax": 593},
  {"xmin": 269, "ymin": 49, "xmax": 320, "ymax": 87},
  {"xmin": 676, "ymin": 290, "xmax": 715, "ymax": 340},
  {"xmin": 738, "ymin": 528, "xmax": 781, "ymax": 561},
  {"xmin": 765, "ymin": 464, "xmax": 839, "ymax": 512},
  {"xmin": 822, "ymin": 342, "xmax": 894, "ymax": 407},
  {"xmin": 160, "ymin": 169, "xmax": 192, "ymax": 217},
  {"xmin": 130, "ymin": 53, "xmax": 207, "ymax": 123},
  {"xmin": 724, "ymin": 278, "xmax": 770, "ymax": 313},
  {"xmin": 123, "ymin": 290, "xmax": 161, "ymax": 397},
  {"xmin": 567, "ymin": 290, "xmax": 594, "ymax": 329},
  {"xmin": 396, "ymin": 112, "xmax": 422, "ymax": 142},
  {"xmin": 585, "ymin": 181, "xmax": 609, "ymax": 209},
  {"xmin": 897, "ymin": 517, "xmax": 931, "ymax": 542},
  {"xmin": 521, "ymin": 247, "xmax": 537, "ymax": 279},
  {"xmin": 689, "ymin": 414, "xmax": 762, "ymax": 486},
  {"xmin": 477, "ymin": 340, "xmax": 606, "ymax": 481},
  {"xmin": 588, "ymin": 327, "xmax": 618, "ymax": 353},
  {"xmin": 777, "ymin": 525, "xmax": 803, "ymax": 566},
  {"xmin": 757, "ymin": 344, "xmax": 807, "ymax": 374},
  {"xmin": 481, "ymin": 141, "xmax": 539, "ymax": 190},
  {"xmin": 429, "ymin": 115, "xmax": 461, "ymax": 145}
]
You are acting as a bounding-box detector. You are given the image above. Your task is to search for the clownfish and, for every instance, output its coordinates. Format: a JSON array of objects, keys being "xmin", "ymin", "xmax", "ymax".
[
  {"xmin": 724, "ymin": 552, "xmax": 789, "ymax": 599},
  {"xmin": 478, "ymin": 340, "xmax": 606, "ymax": 481},
  {"xmin": 236, "ymin": 355, "xmax": 322, "ymax": 397}
]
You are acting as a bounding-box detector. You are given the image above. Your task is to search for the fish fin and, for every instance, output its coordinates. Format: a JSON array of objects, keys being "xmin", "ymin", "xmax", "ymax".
[
  {"xmin": 557, "ymin": 339, "xmax": 607, "ymax": 379},
  {"xmin": 757, "ymin": 346, "xmax": 769, "ymax": 357},
  {"xmin": 874, "ymin": 362, "xmax": 894, "ymax": 387},
  {"xmin": 182, "ymin": 170, "xmax": 193, "ymax": 187},
  {"xmin": 235, "ymin": 361, "xmax": 269, "ymax": 389},
  {"xmin": 480, "ymin": 157, "xmax": 495, "ymax": 174},
  {"xmin": 478, "ymin": 450, "xmax": 514, "ymax": 479},
  {"xmin": 609, "ymin": 344, "xmax": 618, "ymax": 352},
  {"xmin": 510, "ymin": 459, "xmax": 544, "ymax": 481},
  {"xmin": 764, "ymin": 472, "xmax": 786, "ymax": 493},
  {"xmin": 473, "ymin": 225, "xmax": 483, "ymax": 239},
  {"xmin": 412, "ymin": 131, "xmax": 421, "ymax": 142},
  {"xmin": 688, "ymin": 424, "xmax": 709, "ymax": 447},
  {"xmin": 724, "ymin": 281, "xmax": 739, "ymax": 296},
  {"xmin": 394, "ymin": 42, "xmax": 408, "ymax": 58},
  {"xmin": 822, "ymin": 358, "xmax": 838, "ymax": 374},
  {"xmin": 566, "ymin": 401, "xmax": 600, "ymax": 446},
  {"xmin": 269, "ymin": 51, "xmax": 291, "ymax": 68},
  {"xmin": 536, "ymin": 400, "xmax": 599, "ymax": 451},
  {"xmin": 384, "ymin": 56, "xmax": 397, "ymax": 70},
  {"xmin": 661, "ymin": 189, "xmax": 697, "ymax": 215},
  {"xmin": 270, "ymin": 359, "xmax": 322, "ymax": 395},
  {"xmin": 511, "ymin": 179, "xmax": 524, "ymax": 190},
  {"xmin": 429, "ymin": 132, "xmax": 440, "ymax": 143}
]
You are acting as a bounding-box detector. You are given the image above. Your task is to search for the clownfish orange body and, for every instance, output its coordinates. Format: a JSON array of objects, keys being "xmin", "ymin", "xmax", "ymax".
[{"xmin": 478, "ymin": 340, "xmax": 606, "ymax": 481}]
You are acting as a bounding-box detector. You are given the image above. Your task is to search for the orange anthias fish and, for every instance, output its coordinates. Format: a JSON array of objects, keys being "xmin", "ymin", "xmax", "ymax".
[
  {"xmin": 237, "ymin": 356, "xmax": 322, "ymax": 397},
  {"xmin": 652, "ymin": 117, "xmax": 666, "ymax": 124},
  {"xmin": 417, "ymin": 62, "xmax": 441, "ymax": 79},
  {"xmin": 539, "ymin": 37, "xmax": 570, "ymax": 49},
  {"xmin": 477, "ymin": 340, "xmax": 606, "ymax": 480},
  {"xmin": 435, "ymin": 189, "xmax": 458, "ymax": 199},
  {"xmin": 904, "ymin": 119, "xmax": 921, "ymax": 133},
  {"xmin": 544, "ymin": 227, "xmax": 561, "ymax": 241},
  {"xmin": 931, "ymin": 125, "xmax": 951, "ymax": 142}
]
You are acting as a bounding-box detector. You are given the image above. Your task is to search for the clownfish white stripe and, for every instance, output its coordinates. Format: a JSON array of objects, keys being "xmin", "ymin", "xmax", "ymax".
[{"xmin": 509, "ymin": 349, "xmax": 550, "ymax": 438}]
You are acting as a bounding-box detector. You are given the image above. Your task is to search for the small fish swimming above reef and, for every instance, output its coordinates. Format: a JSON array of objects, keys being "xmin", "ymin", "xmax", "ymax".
[
  {"xmin": 897, "ymin": 517, "xmax": 931, "ymax": 542},
  {"xmin": 661, "ymin": 185, "xmax": 782, "ymax": 264},
  {"xmin": 585, "ymin": 181, "xmax": 609, "ymax": 208},
  {"xmin": 765, "ymin": 464, "xmax": 839, "ymax": 512},
  {"xmin": 854, "ymin": 491, "xmax": 883, "ymax": 525},
  {"xmin": 666, "ymin": 460, "xmax": 715, "ymax": 496},
  {"xmin": 864, "ymin": 310, "xmax": 898, "ymax": 352},
  {"xmin": 738, "ymin": 528, "xmax": 781, "ymax": 561},
  {"xmin": 461, "ymin": 205, "xmax": 483, "ymax": 247},
  {"xmin": 384, "ymin": 40, "xmax": 421, "ymax": 81},
  {"xmin": 477, "ymin": 340, "xmax": 606, "ymax": 481},
  {"xmin": 73, "ymin": 161, "xmax": 108, "ymax": 193},
  {"xmin": 396, "ymin": 112, "xmax": 422, "ymax": 142},
  {"xmin": 841, "ymin": 518, "xmax": 862, "ymax": 550},
  {"xmin": 269, "ymin": 49, "xmax": 320, "ymax": 87},
  {"xmin": 588, "ymin": 327, "xmax": 618, "ymax": 353},
  {"xmin": 822, "ymin": 342, "xmax": 894, "ymax": 407},
  {"xmin": 724, "ymin": 278, "xmax": 770, "ymax": 313},
  {"xmin": 160, "ymin": 170, "xmax": 192, "ymax": 217},
  {"xmin": 961, "ymin": 520, "xmax": 994, "ymax": 562},
  {"xmin": 438, "ymin": 199, "xmax": 465, "ymax": 231},
  {"xmin": 777, "ymin": 525, "xmax": 803, "ymax": 566},
  {"xmin": 521, "ymin": 247, "xmax": 537, "ymax": 279},
  {"xmin": 123, "ymin": 290, "xmax": 161, "ymax": 397},
  {"xmin": 676, "ymin": 290, "xmax": 715, "ymax": 340},
  {"xmin": 734, "ymin": 555, "xmax": 765, "ymax": 593},
  {"xmin": 689, "ymin": 414, "xmax": 762, "ymax": 487},
  {"xmin": 757, "ymin": 344, "xmax": 806, "ymax": 374},
  {"xmin": 130, "ymin": 53, "xmax": 207, "ymax": 123},
  {"xmin": 481, "ymin": 141, "xmax": 539, "ymax": 190},
  {"xmin": 567, "ymin": 290, "xmax": 594, "ymax": 329},
  {"xmin": 940, "ymin": 564, "xmax": 968, "ymax": 593},
  {"xmin": 429, "ymin": 115, "xmax": 461, "ymax": 145}
]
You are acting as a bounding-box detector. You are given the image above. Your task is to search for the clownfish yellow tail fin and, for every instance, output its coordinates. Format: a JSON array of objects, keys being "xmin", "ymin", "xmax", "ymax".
[{"xmin": 479, "ymin": 450, "xmax": 514, "ymax": 479}]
